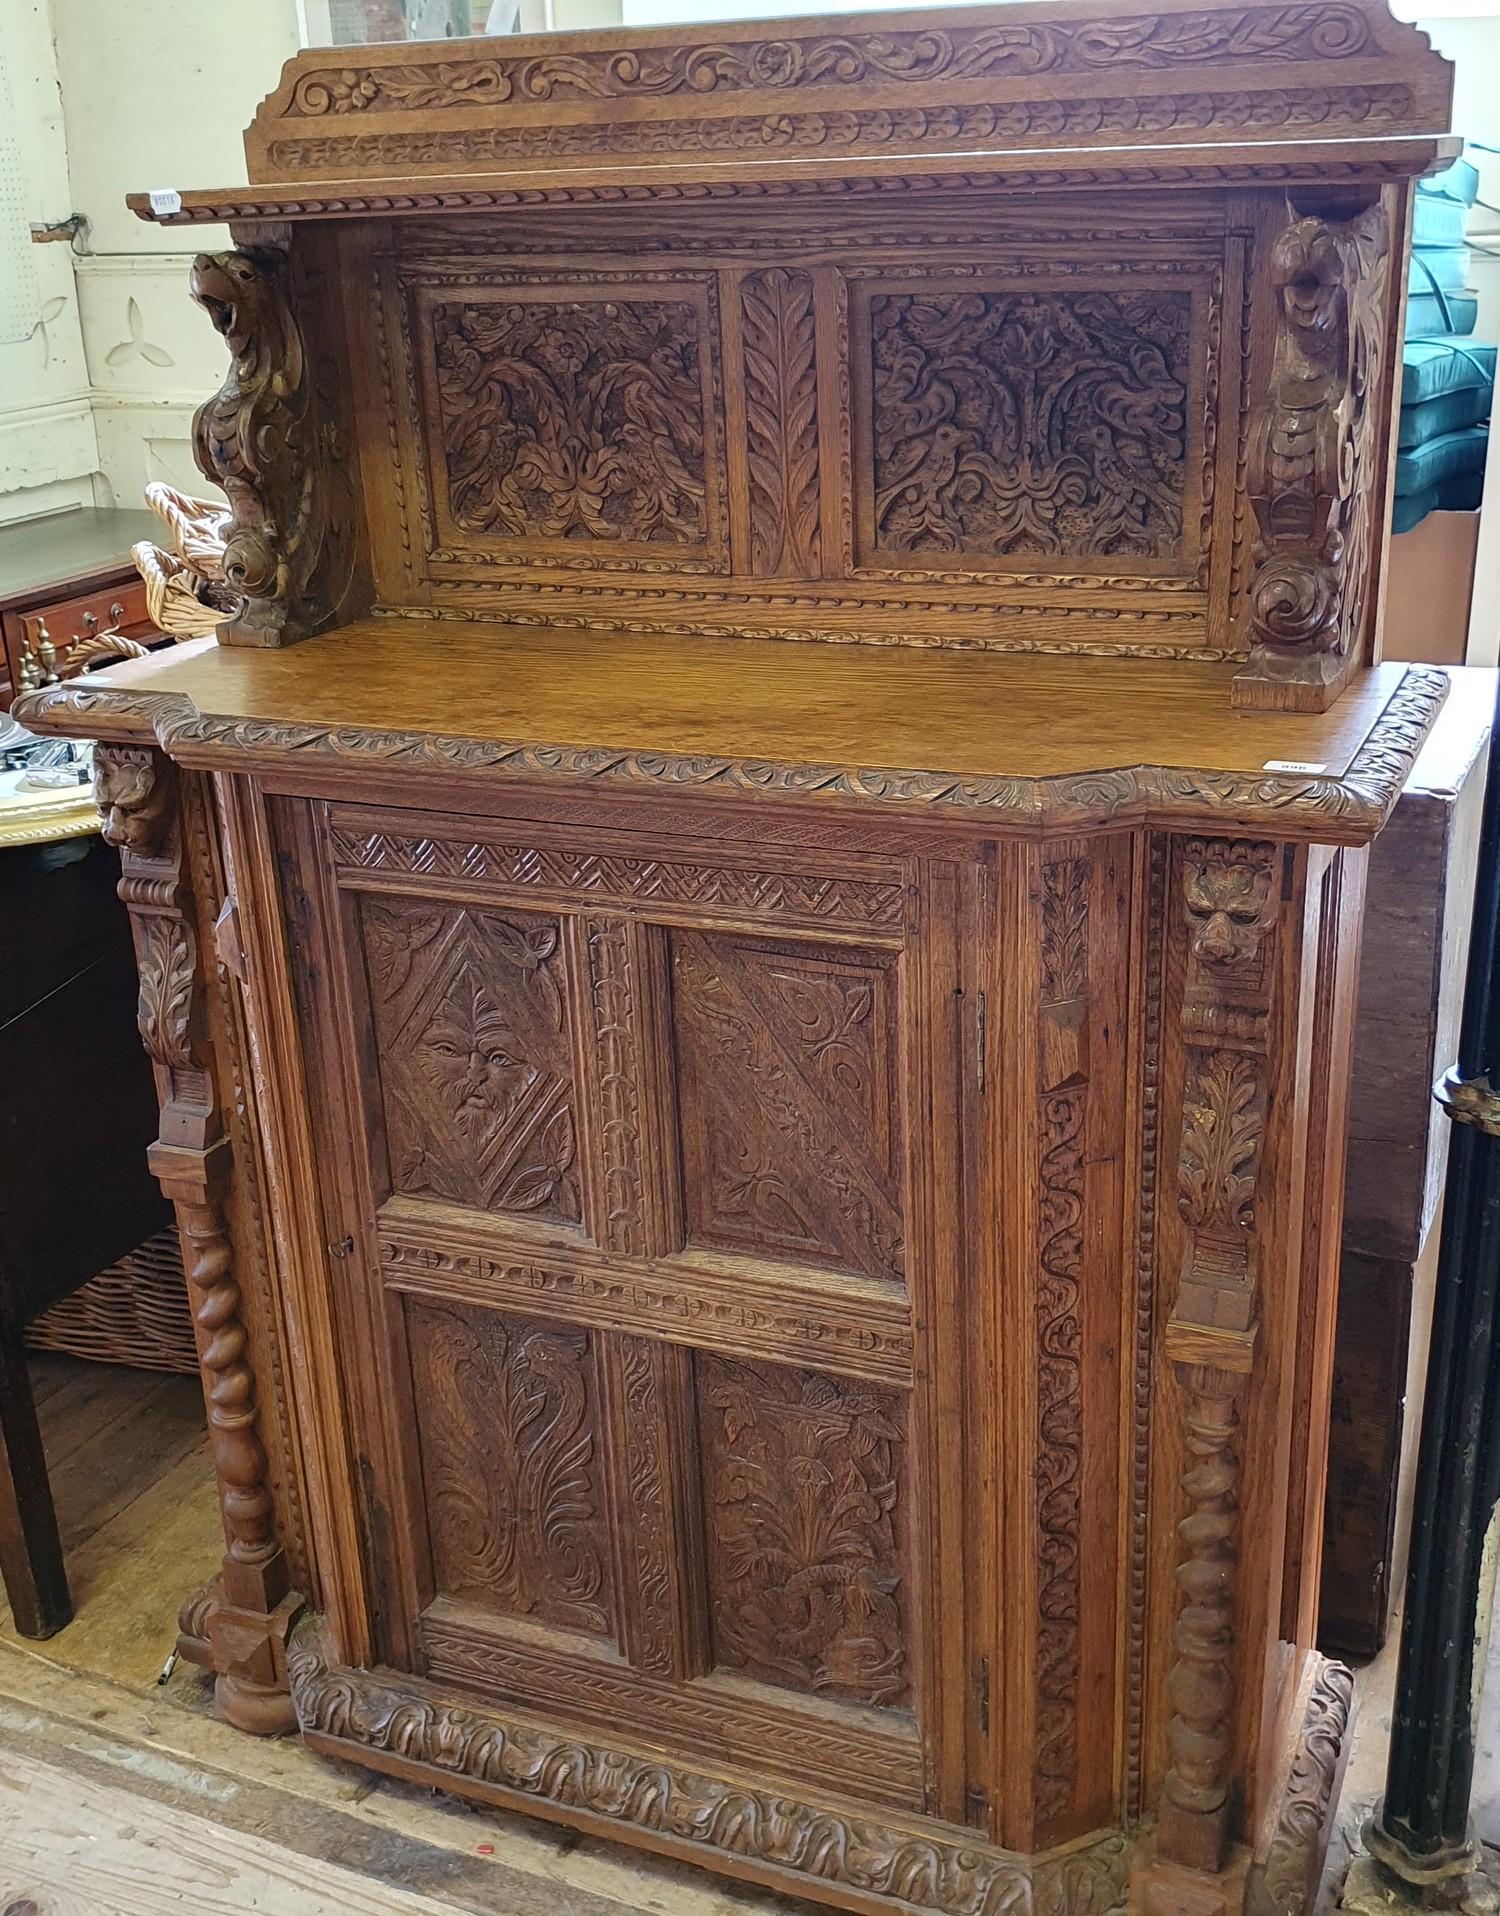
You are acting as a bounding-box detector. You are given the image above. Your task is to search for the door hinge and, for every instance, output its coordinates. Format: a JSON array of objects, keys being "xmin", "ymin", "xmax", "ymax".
[
  {"xmin": 975, "ymin": 990, "xmax": 987, "ymax": 1096},
  {"xmin": 974, "ymin": 1652, "xmax": 990, "ymax": 1734}
]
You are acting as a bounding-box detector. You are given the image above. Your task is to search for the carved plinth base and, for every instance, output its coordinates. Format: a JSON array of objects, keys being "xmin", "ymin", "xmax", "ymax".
[
  {"xmin": 1231, "ymin": 647, "xmax": 1352, "ymax": 715},
  {"xmin": 287, "ymin": 1617, "xmax": 1133, "ymax": 1916},
  {"xmin": 1247, "ymin": 1657, "xmax": 1356, "ymax": 1916},
  {"xmin": 177, "ymin": 1574, "xmax": 302, "ymax": 1734},
  {"xmin": 1131, "ymin": 1848, "xmax": 1249, "ymax": 1916}
]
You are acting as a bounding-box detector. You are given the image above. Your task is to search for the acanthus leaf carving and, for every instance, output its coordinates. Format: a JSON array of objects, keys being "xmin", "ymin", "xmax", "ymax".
[
  {"xmin": 135, "ymin": 912, "xmax": 199, "ymax": 1071},
  {"xmin": 869, "ymin": 289, "xmax": 1190, "ymax": 562},
  {"xmin": 190, "ymin": 249, "xmax": 337, "ymax": 645},
  {"xmin": 430, "ymin": 295, "xmax": 709, "ymax": 548},
  {"xmin": 410, "ymin": 1300, "xmax": 611, "ymax": 1636},
  {"xmin": 698, "ymin": 1355, "xmax": 909, "ymax": 1709},
  {"xmin": 289, "ymin": 1623, "xmax": 1134, "ymax": 1916},
  {"xmin": 740, "ymin": 267, "xmax": 821, "ymax": 576}
]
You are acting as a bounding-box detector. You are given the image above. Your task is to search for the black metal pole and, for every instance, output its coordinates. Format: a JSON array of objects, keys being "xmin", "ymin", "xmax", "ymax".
[{"xmin": 1366, "ymin": 667, "xmax": 1500, "ymax": 1892}]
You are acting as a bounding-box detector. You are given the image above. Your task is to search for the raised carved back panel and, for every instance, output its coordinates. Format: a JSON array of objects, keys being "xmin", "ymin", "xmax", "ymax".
[{"xmin": 363, "ymin": 208, "xmax": 1234, "ymax": 655}]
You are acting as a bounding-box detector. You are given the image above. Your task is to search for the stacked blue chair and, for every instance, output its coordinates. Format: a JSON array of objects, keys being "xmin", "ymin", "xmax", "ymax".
[{"xmin": 1394, "ymin": 156, "xmax": 1492, "ymax": 533}]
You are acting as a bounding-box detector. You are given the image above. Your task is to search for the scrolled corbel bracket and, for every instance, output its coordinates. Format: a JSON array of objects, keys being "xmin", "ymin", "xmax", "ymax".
[
  {"xmin": 190, "ymin": 246, "xmax": 339, "ymax": 649},
  {"xmin": 1232, "ymin": 195, "xmax": 1393, "ymax": 714}
]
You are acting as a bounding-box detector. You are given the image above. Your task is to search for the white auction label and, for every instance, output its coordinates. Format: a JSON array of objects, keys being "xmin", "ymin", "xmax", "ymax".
[
  {"xmin": 1262, "ymin": 759, "xmax": 1328, "ymax": 774},
  {"xmin": 147, "ymin": 188, "xmax": 183, "ymax": 217}
]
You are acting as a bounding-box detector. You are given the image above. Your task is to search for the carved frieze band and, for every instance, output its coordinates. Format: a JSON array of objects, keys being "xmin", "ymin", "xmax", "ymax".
[
  {"xmin": 1240, "ymin": 204, "xmax": 1391, "ymax": 685},
  {"xmin": 290, "ymin": 1623, "xmax": 1133, "ymax": 1916},
  {"xmin": 379, "ymin": 1231, "xmax": 915, "ymax": 1385},
  {"xmin": 328, "ymin": 824, "xmax": 906, "ymax": 933},
  {"xmin": 189, "ymin": 250, "xmax": 340, "ymax": 646},
  {"xmin": 278, "ymin": 8, "xmax": 1388, "ymax": 119},
  {"xmin": 1035, "ymin": 855, "xmax": 1089, "ymax": 1834},
  {"xmin": 1155, "ymin": 832, "xmax": 1281, "ymax": 1873},
  {"xmin": 19, "ymin": 663, "xmax": 1446, "ymax": 840}
]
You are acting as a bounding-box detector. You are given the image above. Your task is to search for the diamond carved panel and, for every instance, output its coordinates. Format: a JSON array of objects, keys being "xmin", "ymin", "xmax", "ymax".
[
  {"xmin": 670, "ymin": 932, "xmax": 904, "ymax": 1283},
  {"xmin": 361, "ymin": 897, "xmax": 583, "ymax": 1227}
]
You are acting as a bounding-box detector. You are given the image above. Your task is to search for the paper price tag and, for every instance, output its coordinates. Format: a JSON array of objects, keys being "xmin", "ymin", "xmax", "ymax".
[
  {"xmin": 147, "ymin": 188, "xmax": 183, "ymax": 218},
  {"xmin": 1263, "ymin": 759, "xmax": 1328, "ymax": 774}
]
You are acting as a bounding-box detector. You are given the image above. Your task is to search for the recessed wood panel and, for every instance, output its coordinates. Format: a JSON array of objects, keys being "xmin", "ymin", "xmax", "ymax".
[
  {"xmin": 405, "ymin": 1298, "xmax": 613, "ymax": 1640},
  {"xmin": 695, "ymin": 1351, "xmax": 912, "ymax": 1712},
  {"xmin": 863, "ymin": 285, "xmax": 1193, "ymax": 565},
  {"xmin": 669, "ymin": 931, "xmax": 904, "ymax": 1283},
  {"xmin": 358, "ymin": 896, "xmax": 583, "ymax": 1227}
]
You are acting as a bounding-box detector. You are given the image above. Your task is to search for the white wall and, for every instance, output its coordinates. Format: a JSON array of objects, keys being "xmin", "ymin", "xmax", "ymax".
[
  {"xmin": 51, "ymin": 0, "xmax": 302, "ymax": 511},
  {"xmin": 0, "ymin": 0, "xmax": 97, "ymax": 525},
  {"xmin": 0, "ymin": 0, "xmax": 300, "ymax": 527}
]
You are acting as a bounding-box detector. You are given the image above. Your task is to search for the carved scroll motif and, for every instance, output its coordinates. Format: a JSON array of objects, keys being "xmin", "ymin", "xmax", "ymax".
[
  {"xmin": 1155, "ymin": 834, "xmax": 1280, "ymax": 1875},
  {"xmin": 190, "ymin": 249, "xmax": 338, "ymax": 645},
  {"xmin": 1238, "ymin": 204, "xmax": 1391, "ymax": 697},
  {"xmin": 869, "ymin": 289, "xmax": 1190, "ymax": 561},
  {"xmin": 290, "ymin": 1623, "xmax": 1133, "ymax": 1915},
  {"xmin": 1035, "ymin": 856, "xmax": 1090, "ymax": 1835},
  {"xmin": 93, "ymin": 745, "xmax": 297, "ymax": 1734}
]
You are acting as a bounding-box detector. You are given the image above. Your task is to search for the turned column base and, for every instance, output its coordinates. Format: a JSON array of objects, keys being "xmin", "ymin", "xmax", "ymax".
[{"xmin": 177, "ymin": 1574, "xmax": 303, "ymax": 1736}]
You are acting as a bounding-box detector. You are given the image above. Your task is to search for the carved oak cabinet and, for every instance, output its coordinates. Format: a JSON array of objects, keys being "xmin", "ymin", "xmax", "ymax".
[{"xmin": 15, "ymin": 7, "xmax": 1458, "ymax": 1913}]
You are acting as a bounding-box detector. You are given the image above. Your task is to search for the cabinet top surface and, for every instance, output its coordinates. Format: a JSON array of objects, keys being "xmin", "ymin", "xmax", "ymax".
[
  {"xmin": 0, "ymin": 509, "xmax": 158, "ymax": 611},
  {"xmin": 16, "ymin": 621, "xmax": 1449, "ymax": 842},
  {"xmin": 127, "ymin": 0, "xmax": 1452, "ymax": 223}
]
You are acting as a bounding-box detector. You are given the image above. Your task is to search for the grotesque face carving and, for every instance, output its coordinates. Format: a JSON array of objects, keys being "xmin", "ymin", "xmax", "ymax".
[
  {"xmin": 93, "ymin": 748, "xmax": 170, "ymax": 858},
  {"xmin": 1182, "ymin": 841, "xmax": 1276, "ymax": 966}
]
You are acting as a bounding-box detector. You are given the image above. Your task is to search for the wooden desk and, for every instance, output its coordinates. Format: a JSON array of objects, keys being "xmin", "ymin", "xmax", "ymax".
[{"xmin": 0, "ymin": 509, "xmax": 159, "ymax": 708}]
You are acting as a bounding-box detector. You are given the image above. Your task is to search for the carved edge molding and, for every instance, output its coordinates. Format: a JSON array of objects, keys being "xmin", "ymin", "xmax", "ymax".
[
  {"xmin": 288, "ymin": 1620, "xmax": 1133, "ymax": 1916},
  {"xmin": 127, "ymin": 155, "xmax": 1450, "ymax": 228},
  {"xmin": 92, "ymin": 745, "xmax": 301, "ymax": 1736},
  {"xmin": 15, "ymin": 665, "xmax": 1447, "ymax": 843},
  {"xmin": 1246, "ymin": 1658, "xmax": 1355, "ymax": 1916}
]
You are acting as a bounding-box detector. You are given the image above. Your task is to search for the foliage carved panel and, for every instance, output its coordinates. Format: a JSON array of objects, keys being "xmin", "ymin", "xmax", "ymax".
[
  {"xmin": 670, "ymin": 933, "xmax": 904, "ymax": 1283},
  {"xmin": 425, "ymin": 291, "xmax": 712, "ymax": 551},
  {"xmin": 863, "ymin": 285, "xmax": 1192, "ymax": 564},
  {"xmin": 406, "ymin": 1299, "xmax": 612, "ymax": 1638},
  {"xmin": 695, "ymin": 1353, "xmax": 910, "ymax": 1710},
  {"xmin": 360, "ymin": 897, "xmax": 582, "ymax": 1226}
]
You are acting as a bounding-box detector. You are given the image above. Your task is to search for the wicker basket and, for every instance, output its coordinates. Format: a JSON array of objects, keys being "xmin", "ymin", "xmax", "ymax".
[{"xmin": 27, "ymin": 1228, "xmax": 197, "ymax": 1376}]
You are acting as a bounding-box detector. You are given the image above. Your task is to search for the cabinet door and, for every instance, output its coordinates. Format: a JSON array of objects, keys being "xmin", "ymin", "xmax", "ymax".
[{"xmin": 284, "ymin": 801, "xmax": 975, "ymax": 1820}]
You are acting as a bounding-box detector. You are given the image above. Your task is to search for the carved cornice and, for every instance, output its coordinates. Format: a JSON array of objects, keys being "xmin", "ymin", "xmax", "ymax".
[
  {"xmin": 127, "ymin": 154, "xmax": 1454, "ymax": 230},
  {"xmin": 289, "ymin": 1620, "xmax": 1133, "ymax": 1915},
  {"xmin": 13, "ymin": 664, "xmax": 1447, "ymax": 845}
]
